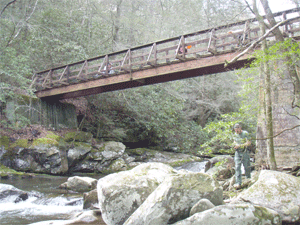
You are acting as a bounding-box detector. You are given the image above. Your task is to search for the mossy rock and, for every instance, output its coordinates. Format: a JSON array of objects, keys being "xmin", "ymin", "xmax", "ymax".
[
  {"xmin": 10, "ymin": 139, "xmax": 29, "ymax": 148},
  {"xmin": 0, "ymin": 163, "xmax": 25, "ymax": 177},
  {"xmin": 0, "ymin": 136, "xmax": 10, "ymax": 149},
  {"xmin": 46, "ymin": 131, "xmax": 61, "ymax": 142},
  {"xmin": 31, "ymin": 138, "xmax": 59, "ymax": 147},
  {"xmin": 64, "ymin": 131, "xmax": 93, "ymax": 143},
  {"xmin": 126, "ymin": 148, "xmax": 147, "ymax": 156}
]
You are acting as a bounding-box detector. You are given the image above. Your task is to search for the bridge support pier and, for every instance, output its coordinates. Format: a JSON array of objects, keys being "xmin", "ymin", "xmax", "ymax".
[
  {"xmin": 40, "ymin": 99, "xmax": 77, "ymax": 129},
  {"xmin": 3, "ymin": 96, "xmax": 77, "ymax": 129}
]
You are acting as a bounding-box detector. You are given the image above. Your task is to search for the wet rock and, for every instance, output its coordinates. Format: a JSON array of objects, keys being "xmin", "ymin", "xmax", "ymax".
[{"xmin": 14, "ymin": 192, "xmax": 29, "ymax": 203}]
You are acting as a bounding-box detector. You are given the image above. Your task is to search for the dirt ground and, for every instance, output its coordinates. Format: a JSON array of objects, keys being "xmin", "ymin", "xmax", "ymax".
[{"xmin": 0, "ymin": 124, "xmax": 77, "ymax": 141}]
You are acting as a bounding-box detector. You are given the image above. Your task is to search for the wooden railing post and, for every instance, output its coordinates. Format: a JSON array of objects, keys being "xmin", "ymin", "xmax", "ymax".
[
  {"xmin": 207, "ymin": 29, "xmax": 217, "ymax": 55},
  {"xmin": 147, "ymin": 43, "xmax": 157, "ymax": 66}
]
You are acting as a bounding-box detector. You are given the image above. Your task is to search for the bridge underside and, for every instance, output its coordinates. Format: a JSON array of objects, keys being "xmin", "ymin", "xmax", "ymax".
[{"xmin": 36, "ymin": 51, "xmax": 253, "ymax": 101}]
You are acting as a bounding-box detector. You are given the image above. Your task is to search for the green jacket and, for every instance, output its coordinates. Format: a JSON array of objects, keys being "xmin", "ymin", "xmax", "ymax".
[{"xmin": 233, "ymin": 130, "xmax": 249, "ymax": 146}]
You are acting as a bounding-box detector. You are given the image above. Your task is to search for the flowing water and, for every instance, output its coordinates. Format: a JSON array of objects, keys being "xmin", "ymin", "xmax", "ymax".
[
  {"xmin": 0, "ymin": 175, "xmax": 100, "ymax": 225},
  {"xmin": 0, "ymin": 161, "xmax": 207, "ymax": 225}
]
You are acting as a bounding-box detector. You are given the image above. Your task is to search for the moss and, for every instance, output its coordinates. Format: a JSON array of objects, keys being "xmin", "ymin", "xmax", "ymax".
[
  {"xmin": 9, "ymin": 139, "xmax": 29, "ymax": 148},
  {"xmin": 0, "ymin": 136, "xmax": 10, "ymax": 149},
  {"xmin": 31, "ymin": 138, "xmax": 59, "ymax": 147},
  {"xmin": 64, "ymin": 131, "xmax": 93, "ymax": 143},
  {"xmin": 46, "ymin": 131, "xmax": 61, "ymax": 142},
  {"xmin": 253, "ymin": 205, "xmax": 280, "ymax": 222},
  {"xmin": 126, "ymin": 148, "xmax": 147, "ymax": 156},
  {"xmin": 74, "ymin": 142, "xmax": 92, "ymax": 149},
  {"xmin": 168, "ymin": 159, "xmax": 194, "ymax": 167},
  {"xmin": 0, "ymin": 163, "xmax": 25, "ymax": 177}
]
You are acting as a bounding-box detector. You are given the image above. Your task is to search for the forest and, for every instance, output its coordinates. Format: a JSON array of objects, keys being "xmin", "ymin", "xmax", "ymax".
[{"xmin": 1, "ymin": 0, "xmax": 300, "ymax": 167}]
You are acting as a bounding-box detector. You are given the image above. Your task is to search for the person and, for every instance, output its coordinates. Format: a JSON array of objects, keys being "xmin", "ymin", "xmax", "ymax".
[
  {"xmin": 232, "ymin": 123, "xmax": 251, "ymax": 189},
  {"xmin": 177, "ymin": 46, "xmax": 187, "ymax": 55},
  {"xmin": 103, "ymin": 63, "xmax": 115, "ymax": 75}
]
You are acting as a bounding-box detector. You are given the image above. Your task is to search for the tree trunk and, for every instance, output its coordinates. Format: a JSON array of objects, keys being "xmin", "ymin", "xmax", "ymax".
[
  {"xmin": 253, "ymin": 0, "xmax": 277, "ymax": 170},
  {"xmin": 260, "ymin": 0, "xmax": 300, "ymax": 107}
]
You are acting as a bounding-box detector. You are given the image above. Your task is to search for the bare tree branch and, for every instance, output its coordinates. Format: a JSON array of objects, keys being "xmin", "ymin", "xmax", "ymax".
[
  {"xmin": 7, "ymin": 0, "xmax": 39, "ymax": 46},
  {"xmin": 0, "ymin": 0, "xmax": 17, "ymax": 18},
  {"xmin": 254, "ymin": 124, "xmax": 300, "ymax": 140},
  {"xmin": 225, "ymin": 16, "xmax": 300, "ymax": 67},
  {"xmin": 283, "ymin": 106, "xmax": 300, "ymax": 120}
]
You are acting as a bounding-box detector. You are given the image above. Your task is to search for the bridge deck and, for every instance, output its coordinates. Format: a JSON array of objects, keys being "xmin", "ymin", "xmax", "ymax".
[{"xmin": 32, "ymin": 8, "xmax": 300, "ymax": 100}]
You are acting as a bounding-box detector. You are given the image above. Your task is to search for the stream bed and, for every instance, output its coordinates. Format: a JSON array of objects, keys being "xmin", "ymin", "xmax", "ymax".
[
  {"xmin": 0, "ymin": 175, "xmax": 99, "ymax": 225},
  {"xmin": 0, "ymin": 161, "xmax": 207, "ymax": 224}
]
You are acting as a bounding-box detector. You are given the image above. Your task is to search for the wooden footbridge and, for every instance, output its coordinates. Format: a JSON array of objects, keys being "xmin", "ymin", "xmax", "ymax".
[{"xmin": 32, "ymin": 8, "xmax": 300, "ymax": 101}]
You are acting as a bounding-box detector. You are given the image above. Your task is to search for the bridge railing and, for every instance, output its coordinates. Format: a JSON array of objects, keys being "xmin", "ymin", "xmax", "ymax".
[{"xmin": 32, "ymin": 8, "xmax": 300, "ymax": 91}]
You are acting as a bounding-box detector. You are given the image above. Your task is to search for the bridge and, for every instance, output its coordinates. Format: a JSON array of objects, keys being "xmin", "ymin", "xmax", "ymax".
[{"xmin": 32, "ymin": 8, "xmax": 300, "ymax": 101}]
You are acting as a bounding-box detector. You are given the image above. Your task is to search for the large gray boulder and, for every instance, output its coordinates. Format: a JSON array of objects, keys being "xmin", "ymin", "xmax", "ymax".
[
  {"xmin": 172, "ymin": 204, "xmax": 281, "ymax": 225},
  {"xmin": 231, "ymin": 170, "xmax": 300, "ymax": 223},
  {"xmin": 4, "ymin": 146, "xmax": 66, "ymax": 175},
  {"xmin": 97, "ymin": 162, "xmax": 176, "ymax": 225},
  {"xmin": 124, "ymin": 172, "xmax": 223, "ymax": 225}
]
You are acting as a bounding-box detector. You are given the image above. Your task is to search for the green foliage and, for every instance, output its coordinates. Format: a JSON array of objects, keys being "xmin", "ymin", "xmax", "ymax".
[
  {"xmin": 251, "ymin": 39, "xmax": 300, "ymax": 68},
  {"xmin": 201, "ymin": 110, "xmax": 256, "ymax": 155}
]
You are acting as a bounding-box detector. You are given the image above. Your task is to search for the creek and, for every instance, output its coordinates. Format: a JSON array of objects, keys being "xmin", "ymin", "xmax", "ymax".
[
  {"xmin": 0, "ymin": 161, "xmax": 207, "ymax": 225},
  {"xmin": 0, "ymin": 174, "xmax": 101, "ymax": 225}
]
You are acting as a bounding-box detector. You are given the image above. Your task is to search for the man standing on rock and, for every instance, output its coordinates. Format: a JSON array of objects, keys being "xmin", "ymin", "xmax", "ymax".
[{"xmin": 232, "ymin": 123, "xmax": 251, "ymax": 189}]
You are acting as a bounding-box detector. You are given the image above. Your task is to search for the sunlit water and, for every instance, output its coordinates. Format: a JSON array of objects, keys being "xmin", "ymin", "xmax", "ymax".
[{"xmin": 0, "ymin": 175, "xmax": 96, "ymax": 225}]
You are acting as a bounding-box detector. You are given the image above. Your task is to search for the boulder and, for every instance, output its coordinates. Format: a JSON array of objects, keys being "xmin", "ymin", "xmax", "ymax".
[
  {"xmin": 172, "ymin": 204, "xmax": 281, "ymax": 225},
  {"xmin": 67, "ymin": 143, "xmax": 92, "ymax": 168},
  {"xmin": 2, "ymin": 145, "xmax": 66, "ymax": 175},
  {"xmin": 83, "ymin": 189, "xmax": 98, "ymax": 209},
  {"xmin": 59, "ymin": 176, "xmax": 97, "ymax": 192},
  {"xmin": 99, "ymin": 141, "xmax": 126, "ymax": 160},
  {"xmin": 231, "ymin": 170, "xmax": 300, "ymax": 223},
  {"xmin": 97, "ymin": 162, "xmax": 176, "ymax": 225},
  {"xmin": 107, "ymin": 158, "xmax": 128, "ymax": 172},
  {"xmin": 205, "ymin": 155, "xmax": 234, "ymax": 171},
  {"xmin": 205, "ymin": 155, "xmax": 235, "ymax": 180},
  {"xmin": 29, "ymin": 210, "xmax": 104, "ymax": 225},
  {"xmin": 64, "ymin": 131, "xmax": 93, "ymax": 143},
  {"xmin": 124, "ymin": 172, "xmax": 223, "ymax": 225},
  {"xmin": 190, "ymin": 198, "xmax": 215, "ymax": 216}
]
